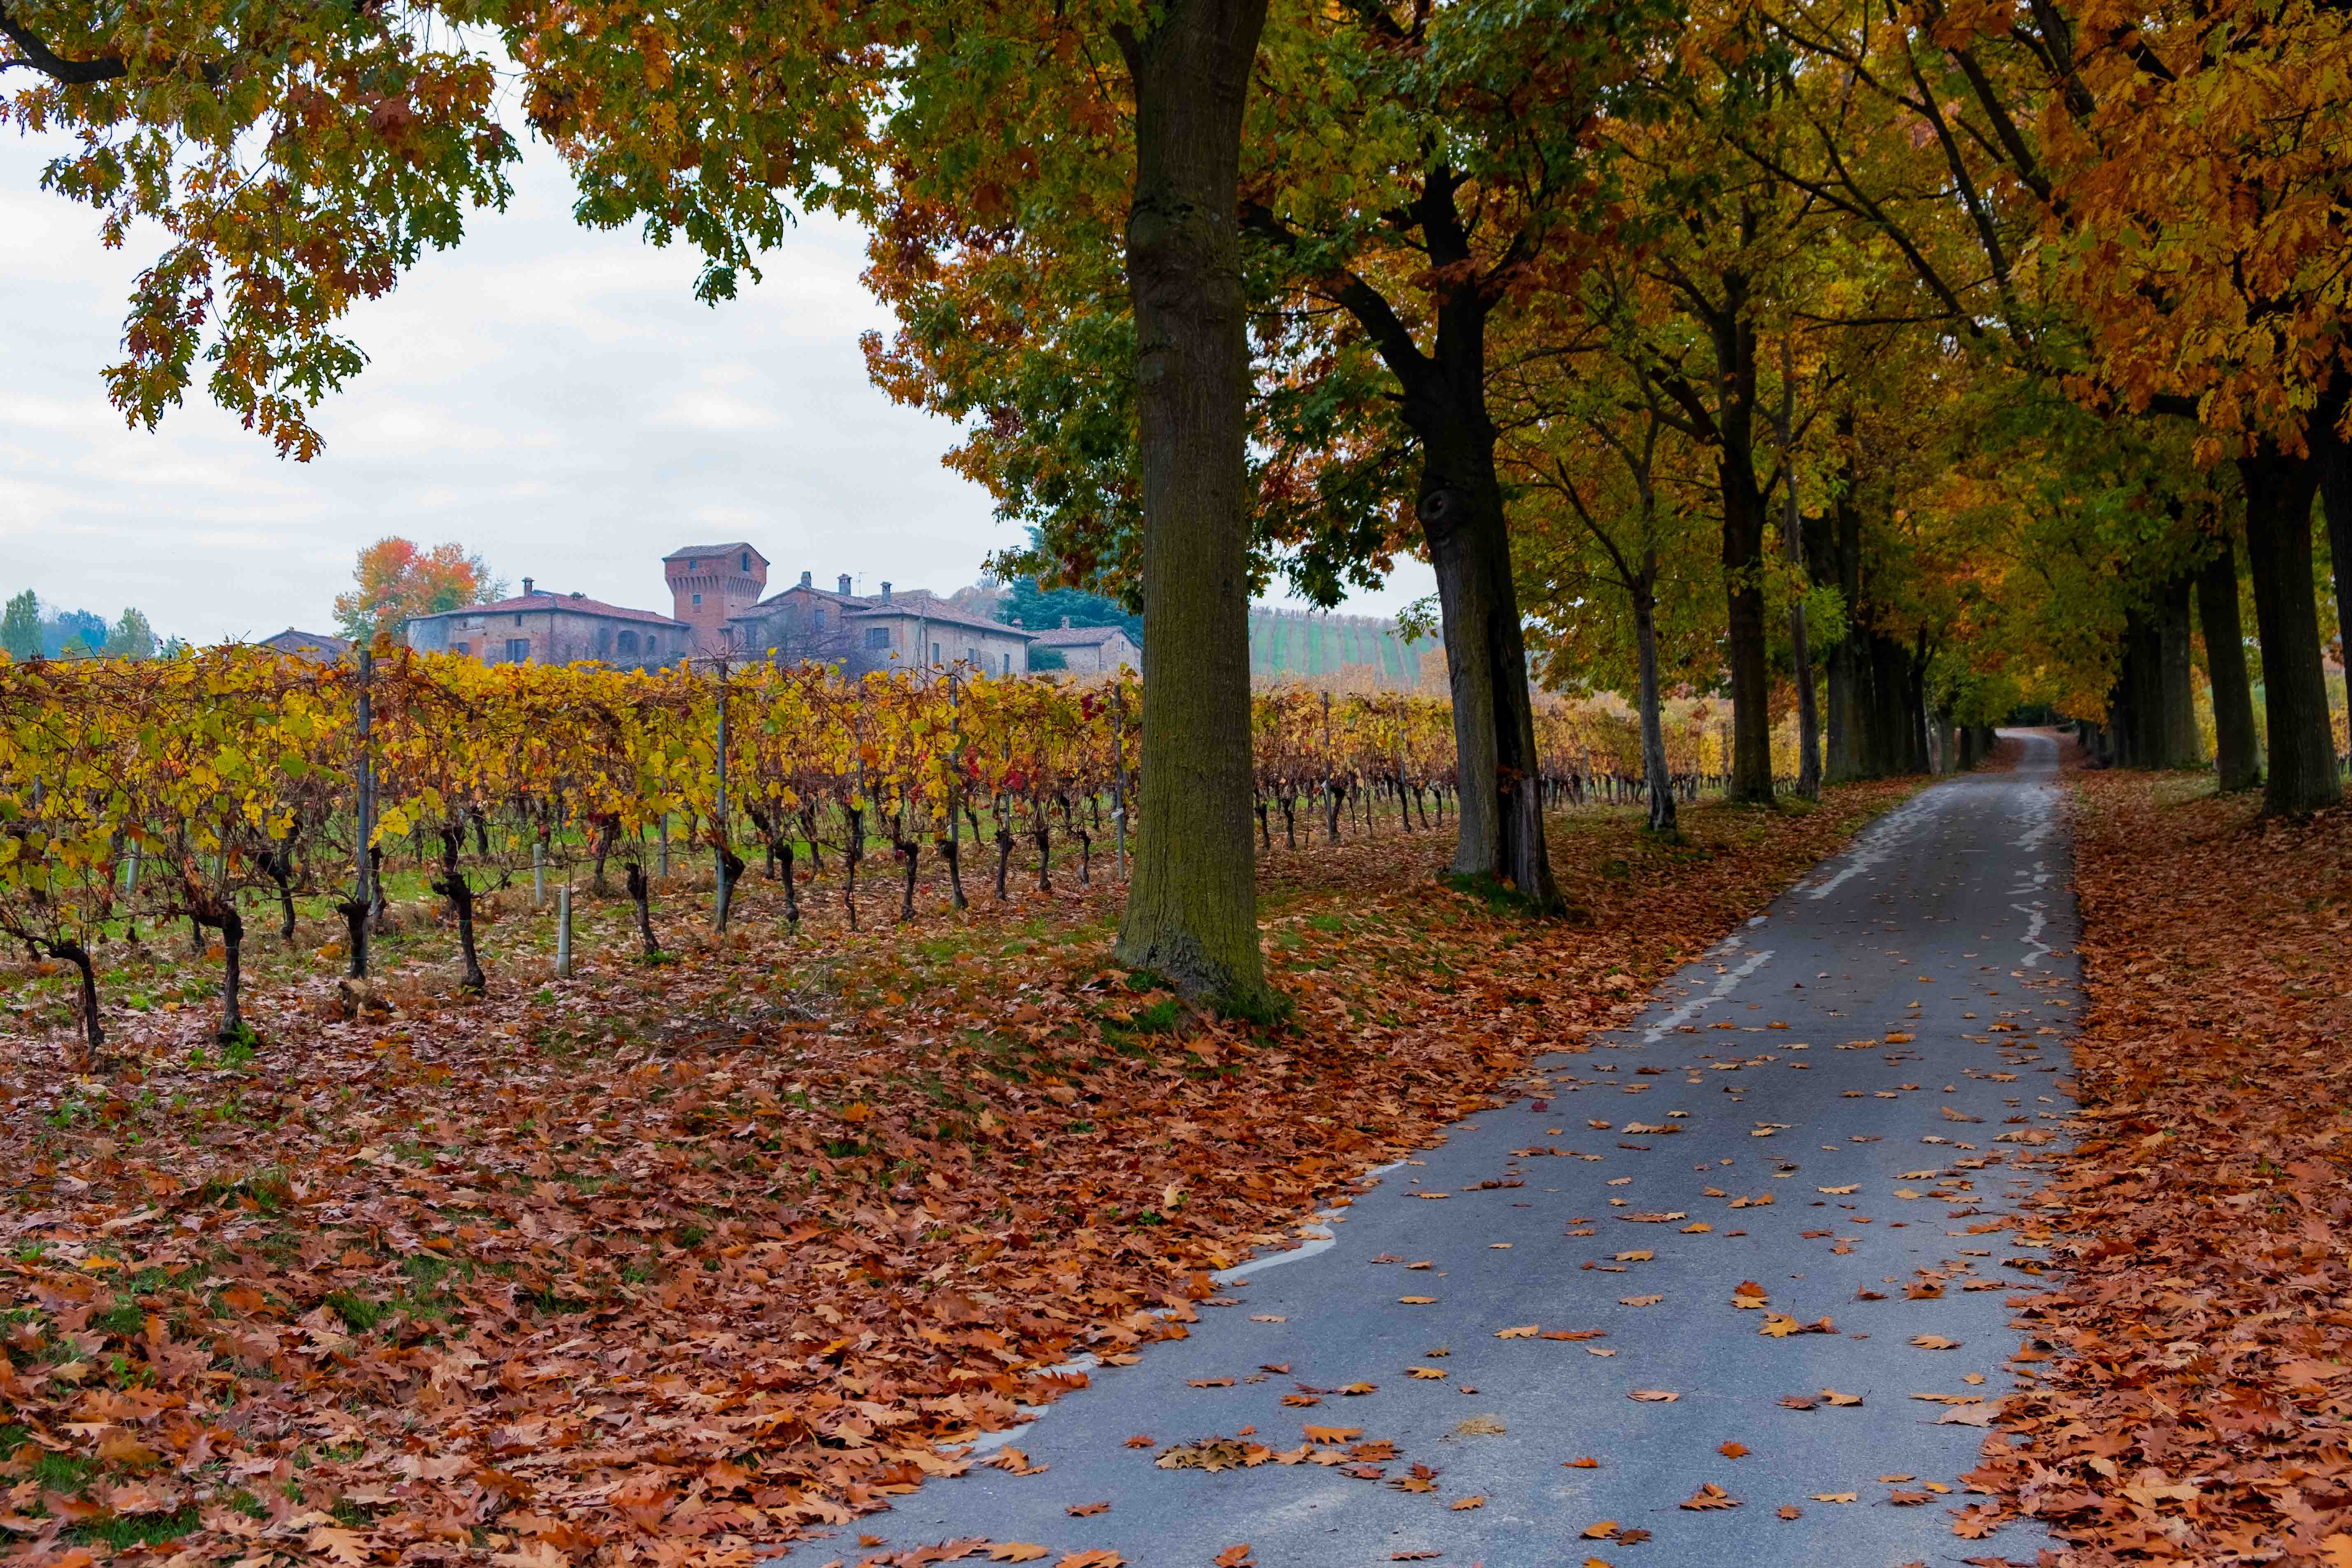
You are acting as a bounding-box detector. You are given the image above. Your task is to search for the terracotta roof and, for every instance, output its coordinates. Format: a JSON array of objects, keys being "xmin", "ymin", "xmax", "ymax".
[
  {"xmin": 663, "ymin": 542, "xmax": 767, "ymax": 564},
  {"xmin": 259, "ymin": 628, "xmax": 353, "ymax": 657},
  {"xmin": 844, "ymin": 593, "xmax": 1033, "ymax": 638},
  {"xmin": 410, "ymin": 593, "xmax": 686, "ymax": 628},
  {"xmin": 1031, "ymin": 625, "xmax": 1132, "ymax": 647}
]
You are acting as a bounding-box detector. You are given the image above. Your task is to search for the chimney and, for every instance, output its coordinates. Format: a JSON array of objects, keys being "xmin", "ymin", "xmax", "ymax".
[
  {"xmin": 838, "ymin": 574, "xmax": 853, "ymax": 596},
  {"xmin": 522, "ymin": 577, "xmax": 534, "ymax": 596},
  {"xmin": 1061, "ymin": 615, "xmax": 1071, "ymax": 628},
  {"xmin": 800, "ymin": 570, "xmax": 812, "ymax": 589},
  {"xmin": 879, "ymin": 581, "xmax": 893, "ymax": 605}
]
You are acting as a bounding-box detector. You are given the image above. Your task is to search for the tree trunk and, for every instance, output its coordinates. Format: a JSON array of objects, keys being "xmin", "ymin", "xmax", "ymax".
[
  {"xmin": 626, "ymin": 861, "xmax": 661, "ymax": 956},
  {"xmin": 2196, "ymin": 534, "xmax": 2262, "ymax": 792},
  {"xmin": 2319, "ymin": 433, "xmax": 2352, "ymax": 680},
  {"xmin": 2238, "ymin": 445, "xmax": 2343, "ymax": 813},
  {"xmin": 1713, "ymin": 298, "xmax": 1774, "ymax": 805},
  {"xmin": 1634, "ymin": 572, "xmax": 1675, "ymax": 835},
  {"xmin": 2155, "ymin": 570, "xmax": 2200, "ymax": 767},
  {"xmin": 1110, "ymin": 0, "xmax": 1275, "ymax": 1012},
  {"xmin": 53, "ymin": 939, "xmax": 103, "ymax": 1065},
  {"xmin": 1866, "ymin": 632, "xmax": 1909, "ymax": 775},
  {"xmin": 433, "ymin": 827, "xmax": 486, "ymax": 994},
  {"xmin": 216, "ymin": 906, "xmax": 244, "ymax": 1042},
  {"xmin": 1822, "ymin": 436, "xmax": 1865, "ymax": 782}
]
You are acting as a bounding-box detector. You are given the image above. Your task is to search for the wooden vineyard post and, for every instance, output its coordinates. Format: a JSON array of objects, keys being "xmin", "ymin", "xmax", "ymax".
[
  {"xmin": 347, "ymin": 646, "xmax": 374, "ymax": 979},
  {"xmin": 713, "ymin": 655, "xmax": 735, "ymax": 933}
]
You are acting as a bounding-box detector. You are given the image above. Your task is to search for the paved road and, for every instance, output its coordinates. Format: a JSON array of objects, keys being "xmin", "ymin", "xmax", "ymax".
[{"xmin": 782, "ymin": 732, "xmax": 2077, "ymax": 1568}]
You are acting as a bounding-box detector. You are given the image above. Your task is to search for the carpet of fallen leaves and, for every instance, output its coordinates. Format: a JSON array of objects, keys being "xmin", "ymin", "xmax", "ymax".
[
  {"xmin": 2, "ymin": 785, "xmax": 1918, "ymax": 1568},
  {"xmin": 1971, "ymin": 758, "xmax": 2352, "ymax": 1565}
]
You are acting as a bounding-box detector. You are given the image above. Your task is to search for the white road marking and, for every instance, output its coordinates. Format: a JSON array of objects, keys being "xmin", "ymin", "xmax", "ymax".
[{"xmin": 1643, "ymin": 949, "xmax": 1773, "ymax": 1041}]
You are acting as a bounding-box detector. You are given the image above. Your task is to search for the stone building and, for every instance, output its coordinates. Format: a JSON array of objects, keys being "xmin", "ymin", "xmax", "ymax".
[
  {"xmin": 1031, "ymin": 619, "xmax": 1141, "ymax": 675},
  {"xmin": 405, "ymin": 580, "xmax": 690, "ymax": 670},
  {"xmin": 664, "ymin": 543, "xmax": 769, "ymax": 656},
  {"xmin": 728, "ymin": 572, "xmax": 1033, "ymax": 675}
]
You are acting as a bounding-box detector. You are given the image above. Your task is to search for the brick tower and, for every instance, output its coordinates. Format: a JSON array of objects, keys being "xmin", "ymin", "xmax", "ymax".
[{"xmin": 663, "ymin": 543, "xmax": 769, "ymax": 657}]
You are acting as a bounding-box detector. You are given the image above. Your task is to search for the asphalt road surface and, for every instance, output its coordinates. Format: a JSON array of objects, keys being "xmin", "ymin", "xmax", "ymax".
[{"xmin": 779, "ymin": 731, "xmax": 2078, "ymax": 1568}]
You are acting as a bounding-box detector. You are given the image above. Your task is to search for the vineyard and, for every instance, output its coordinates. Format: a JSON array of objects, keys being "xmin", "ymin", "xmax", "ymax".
[{"xmin": 0, "ymin": 647, "xmax": 1758, "ymax": 1061}]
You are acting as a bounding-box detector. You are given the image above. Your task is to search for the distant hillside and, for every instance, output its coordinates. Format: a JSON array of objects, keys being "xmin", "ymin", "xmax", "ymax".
[{"xmin": 1249, "ymin": 607, "xmax": 1441, "ymax": 693}]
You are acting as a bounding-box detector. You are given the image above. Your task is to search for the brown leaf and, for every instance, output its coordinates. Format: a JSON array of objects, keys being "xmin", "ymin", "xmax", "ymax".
[
  {"xmin": 1680, "ymin": 1482, "xmax": 1740, "ymax": 1510},
  {"xmin": 1065, "ymin": 1501, "xmax": 1110, "ymax": 1517}
]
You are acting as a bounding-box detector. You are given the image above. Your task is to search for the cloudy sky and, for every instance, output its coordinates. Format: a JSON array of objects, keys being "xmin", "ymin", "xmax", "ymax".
[{"xmin": 1, "ymin": 135, "xmax": 1432, "ymax": 647}]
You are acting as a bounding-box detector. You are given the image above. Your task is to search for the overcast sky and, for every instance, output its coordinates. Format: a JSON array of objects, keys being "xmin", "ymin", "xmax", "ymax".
[{"xmin": 1, "ymin": 136, "xmax": 1433, "ymax": 647}]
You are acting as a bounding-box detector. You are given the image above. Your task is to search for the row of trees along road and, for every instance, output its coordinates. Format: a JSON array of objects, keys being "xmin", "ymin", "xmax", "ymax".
[{"xmin": 6, "ymin": 0, "xmax": 2347, "ymax": 1008}]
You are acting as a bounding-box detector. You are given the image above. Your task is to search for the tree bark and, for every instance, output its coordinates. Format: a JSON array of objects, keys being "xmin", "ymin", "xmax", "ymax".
[
  {"xmin": 51, "ymin": 938, "xmax": 103, "ymax": 1064},
  {"xmin": 1634, "ymin": 568, "xmax": 1676, "ymax": 835},
  {"xmin": 433, "ymin": 826, "xmax": 486, "ymax": 994},
  {"xmin": 1712, "ymin": 296, "xmax": 1774, "ymax": 804},
  {"xmin": 2155, "ymin": 570, "xmax": 2200, "ymax": 767},
  {"xmin": 216, "ymin": 906, "xmax": 244, "ymax": 1042},
  {"xmin": 2238, "ymin": 445, "xmax": 2343, "ymax": 813},
  {"xmin": 1821, "ymin": 426, "xmax": 1864, "ymax": 782},
  {"xmin": 2319, "ymin": 433, "xmax": 2352, "ymax": 680},
  {"xmin": 1110, "ymin": 0, "xmax": 1277, "ymax": 1011},
  {"xmin": 2196, "ymin": 532, "xmax": 2262, "ymax": 793},
  {"xmin": 626, "ymin": 861, "xmax": 661, "ymax": 956}
]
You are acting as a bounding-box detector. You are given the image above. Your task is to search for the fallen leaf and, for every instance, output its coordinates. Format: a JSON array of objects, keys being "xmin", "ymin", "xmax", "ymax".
[
  {"xmin": 1629, "ymin": 1389, "xmax": 1679, "ymax": 1402},
  {"xmin": 1450, "ymin": 1496, "xmax": 1486, "ymax": 1511},
  {"xmin": 1680, "ymin": 1482, "xmax": 1740, "ymax": 1510},
  {"xmin": 1811, "ymin": 1492, "xmax": 1857, "ymax": 1504},
  {"xmin": 1719, "ymin": 1441, "xmax": 1749, "ymax": 1459},
  {"xmin": 1212, "ymin": 1547, "xmax": 1254, "ymax": 1568},
  {"xmin": 1776, "ymin": 1505, "xmax": 1801, "ymax": 1521},
  {"xmin": 1065, "ymin": 1501, "xmax": 1110, "ymax": 1517}
]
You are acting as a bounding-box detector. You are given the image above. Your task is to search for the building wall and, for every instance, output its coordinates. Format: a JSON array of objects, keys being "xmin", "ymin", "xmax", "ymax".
[
  {"xmin": 1047, "ymin": 631, "xmax": 1140, "ymax": 675},
  {"xmin": 407, "ymin": 607, "xmax": 685, "ymax": 670},
  {"xmin": 857, "ymin": 612, "xmax": 1028, "ymax": 676},
  {"xmin": 667, "ymin": 549, "xmax": 768, "ymax": 655}
]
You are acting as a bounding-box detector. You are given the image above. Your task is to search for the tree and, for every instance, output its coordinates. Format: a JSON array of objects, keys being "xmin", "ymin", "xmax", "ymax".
[
  {"xmin": 1000, "ymin": 579, "xmax": 1143, "ymax": 646},
  {"xmin": 44, "ymin": 607, "xmax": 105, "ymax": 658},
  {"xmin": 101, "ymin": 607, "xmax": 156, "ymax": 660},
  {"xmin": 3, "ymin": 0, "xmax": 517, "ymax": 460},
  {"xmin": 1743, "ymin": 0, "xmax": 2347, "ymax": 812},
  {"xmin": 515, "ymin": 0, "xmax": 1285, "ymax": 1007},
  {"xmin": 0, "ymin": 591, "xmax": 37, "ymax": 661},
  {"xmin": 333, "ymin": 538, "xmax": 502, "ymax": 641}
]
